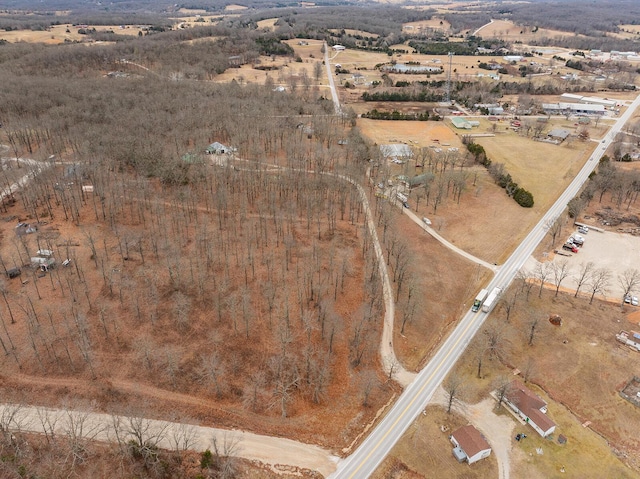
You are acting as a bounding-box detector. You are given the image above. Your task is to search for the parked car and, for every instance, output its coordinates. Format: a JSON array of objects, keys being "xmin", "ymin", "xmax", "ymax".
[
  {"xmin": 568, "ymin": 235, "xmax": 584, "ymax": 246},
  {"xmin": 563, "ymin": 243, "xmax": 579, "ymax": 253},
  {"xmin": 578, "ymin": 226, "xmax": 589, "ymax": 234},
  {"xmin": 422, "ymin": 217, "xmax": 432, "ymax": 226},
  {"xmin": 624, "ymin": 295, "xmax": 639, "ymax": 306}
]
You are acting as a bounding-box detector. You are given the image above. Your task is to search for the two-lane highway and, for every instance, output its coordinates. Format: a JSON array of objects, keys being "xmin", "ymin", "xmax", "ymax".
[{"xmin": 331, "ymin": 93, "xmax": 640, "ymax": 478}]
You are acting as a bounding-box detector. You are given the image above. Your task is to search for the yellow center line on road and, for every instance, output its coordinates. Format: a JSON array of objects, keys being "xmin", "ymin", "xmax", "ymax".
[{"xmin": 347, "ymin": 310, "xmax": 482, "ymax": 478}]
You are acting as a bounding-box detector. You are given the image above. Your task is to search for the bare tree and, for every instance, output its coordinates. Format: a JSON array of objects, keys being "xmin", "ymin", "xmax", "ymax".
[
  {"xmin": 522, "ymin": 357, "xmax": 536, "ymax": 383},
  {"xmin": 443, "ymin": 373, "xmax": 465, "ymax": 414},
  {"xmin": 168, "ymin": 420, "xmax": 198, "ymax": 455},
  {"xmin": 501, "ymin": 288, "xmax": 519, "ymax": 322},
  {"xmin": 574, "ymin": 262, "xmax": 595, "ymax": 298},
  {"xmin": 516, "ymin": 268, "xmax": 535, "ymax": 301},
  {"xmin": 527, "ymin": 317, "xmax": 541, "ymax": 346},
  {"xmin": 545, "ymin": 215, "xmax": 563, "ymax": 248},
  {"xmin": 551, "ymin": 260, "xmax": 572, "ymax": 297},
  {"xmin": 534, "ymin": 262, "xmax": 552, "ymax": 298},
  {"xmin": 62, "ymin": 408, "xmax": 104, "ymax": 469},
  {"xmin": 618, "ymin": 268, "xmax": 640, "ymax": 304},
  {"xmin": 588, "ymin": 268, "xmax": 611, "ymax": 304},
  {"xmin": 494, "ymin": 375, "xmax": 513, "ymax": 410}
]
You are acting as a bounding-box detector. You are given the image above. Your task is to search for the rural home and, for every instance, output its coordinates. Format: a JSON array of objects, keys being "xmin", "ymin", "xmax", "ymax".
[
  {"xmin": 450, "ymin": 425, "xmax": 492, "ymax": 464},
  {"xmin": 504, "ymin": 380, "xmax": 556, "ymax": 438},
  {"xmin": 205, "ymin": 142, "xmax": 234, "ymax": 155},
  {"xmin": 385, "ymin": 63, "xmax": 442, "ymax": 74},
  {"xmin": 547, "ymin": 128, "xmax": 571, "ymax": 142}
]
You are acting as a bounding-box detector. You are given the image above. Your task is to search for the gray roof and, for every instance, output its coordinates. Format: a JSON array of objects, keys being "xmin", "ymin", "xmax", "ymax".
[
  {"xmin": 380, "ymin": 144, "xmax": 413, "ymax": 158},
  {"xmin": 547, "ymin": 128, "xmax": 571, "ymax": 139}
]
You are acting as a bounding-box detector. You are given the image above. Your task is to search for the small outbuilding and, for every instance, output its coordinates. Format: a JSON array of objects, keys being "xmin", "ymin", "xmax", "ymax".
[{"xmin": 450, "ymin": 425, "xmax": 492, "ymax": 464}]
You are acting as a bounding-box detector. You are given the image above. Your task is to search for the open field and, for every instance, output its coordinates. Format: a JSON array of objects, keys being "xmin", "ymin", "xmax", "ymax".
[
  {"xmin": 476, "ymin": 19, "xmax": 588, "ymax": 43},
  {"xmin": 257, "ymin": 18, "xmax": 278, "ymax": 30},
  {"xmin": 212, "ymin": 39, "xmax": 326, "ymax": 88},
  {"xmin": 402, "ymin": 18, "xmax": 451, "ymax": 35},
  {"xmin": 358, "ymin": 118, "xmax": 459, "ymax": 148},
  {"xmin": 0, "ymin": 24, "xmax": 143, "ymax": 44}
]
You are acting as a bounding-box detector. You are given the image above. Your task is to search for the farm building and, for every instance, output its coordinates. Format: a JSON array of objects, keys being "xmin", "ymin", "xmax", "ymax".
[
  {"xmin": 542, "ymin": 103, "xmax": 605, "ymax": 115},
  {"xmin": 380, "ymin": 144, "xmax": 413, "ymax": 160},
  {"xmin": 450, "ymin": 425, "xmax": 492, "ymax": 464},
  {"xmin": 560, "ymin": 94, "xmax": 617, "ymax": 108},
  {"xmin": 450, "ymin": 117, "xmax": 473, "ymax": 129},
  {"xmin": 384, "ymin": 63, "xmax": 442, "ymax": 74},
  {"xmin": 504, "ymin": 380, "xmax": 556, "ymax": 438}
]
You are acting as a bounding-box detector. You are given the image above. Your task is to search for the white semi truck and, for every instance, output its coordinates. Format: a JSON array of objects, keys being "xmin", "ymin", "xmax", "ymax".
[
  {"xmin": 482, "ymin": 287, "xmax": 502, "ymax": 313},
  {"xmin": 471, "ymin": 288, "xmax": 489, "ymax": 312}
]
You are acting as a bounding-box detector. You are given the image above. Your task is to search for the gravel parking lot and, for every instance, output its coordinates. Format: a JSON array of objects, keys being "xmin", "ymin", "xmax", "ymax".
[{"xmin": 526, "ymin": 227, "xmax": 640, "ymax": 300}]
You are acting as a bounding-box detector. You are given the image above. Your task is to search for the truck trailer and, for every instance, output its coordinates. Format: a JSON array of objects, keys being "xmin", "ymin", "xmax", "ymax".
[
  {"xmin": 481, "ymin": 287, "xmax": 502, "ymax": 313},
  {"xmin": 471, "ymin": 289, "xmax": 489, "ymax": 312}
]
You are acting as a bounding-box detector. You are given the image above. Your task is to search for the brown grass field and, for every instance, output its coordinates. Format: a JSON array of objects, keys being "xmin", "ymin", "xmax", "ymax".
[
  {"xmin": 0, "ymin": 24, "xmax": 144, "ymax": 44},
  {"xmin": 476, "ymin": 19, "xmax": 589, "ymax": 43}
]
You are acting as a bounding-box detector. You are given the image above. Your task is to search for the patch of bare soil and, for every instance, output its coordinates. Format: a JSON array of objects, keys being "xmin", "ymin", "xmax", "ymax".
[{"xmin": 0, "ymin": 163, "xmax": 394, "ymax": 454}]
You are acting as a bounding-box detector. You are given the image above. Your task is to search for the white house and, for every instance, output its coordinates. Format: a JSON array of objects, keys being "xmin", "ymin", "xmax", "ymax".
[
  {"xmin": 450, "ymin": 425, "xmax": 492, "ymax": 464},
  {"xmin": 205, "ymin": 142, "xmax": 235, "ymax": 155},
  {"xmin": 504, "ymin": 380, "xmax": 556, "ymax": 437}
]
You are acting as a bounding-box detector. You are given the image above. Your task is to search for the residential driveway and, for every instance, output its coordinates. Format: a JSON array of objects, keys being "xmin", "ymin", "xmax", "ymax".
[
  {"xmin": 431, "ymin": 387, "xmax": 514, "ymax": 479},
  {"xmin": 524, "ymin": 228, "xmax": 640, "ymax": 300}
]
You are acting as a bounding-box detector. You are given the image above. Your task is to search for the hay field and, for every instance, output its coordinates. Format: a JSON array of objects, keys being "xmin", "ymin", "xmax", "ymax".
[
  {"xmin": 402, "ymin": 18, "xmax": 451, "ymax": 34},
  {"xmin": 476, "ymin": 19, "xmax": 588, "ymax": 43},
  {"xmin": 257, "ymin": 18, "xmax": 278, "ymax": 30},
  {"xmin": 473, "ymin": 128, "xmax": 595, "ymax": 208}
]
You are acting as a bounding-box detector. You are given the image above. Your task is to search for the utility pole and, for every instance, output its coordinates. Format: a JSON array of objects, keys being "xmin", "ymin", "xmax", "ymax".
[{"xmin": 446, "ymin": 52, "xmax": 453, "ymax": 104}]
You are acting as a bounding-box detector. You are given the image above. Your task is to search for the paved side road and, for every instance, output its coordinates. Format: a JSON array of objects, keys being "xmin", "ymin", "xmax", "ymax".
[{"xmin": 0, "ymin": 403, "xmax": 339, "ymax": 476}]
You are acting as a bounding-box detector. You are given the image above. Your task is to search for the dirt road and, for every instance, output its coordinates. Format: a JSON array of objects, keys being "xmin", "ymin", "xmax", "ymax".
[{"xmin": 0, "ymin": 403, "xmax": 339, "ymax": 476}]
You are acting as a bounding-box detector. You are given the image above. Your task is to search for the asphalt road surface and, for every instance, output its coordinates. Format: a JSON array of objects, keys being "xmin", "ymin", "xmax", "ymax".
[{"xmin": 330, "ymin": 93, "xmax": 640, "ymax": 478}]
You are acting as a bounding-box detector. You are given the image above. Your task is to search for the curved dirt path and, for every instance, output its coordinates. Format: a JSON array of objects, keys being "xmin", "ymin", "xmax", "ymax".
[
  {"xmin": 403, "ymin": 208, "xmax": 499, "ymax": 273},
  {"xmin": 431, "ymin": 387, "xmax": 513, "ymax": 479}
]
